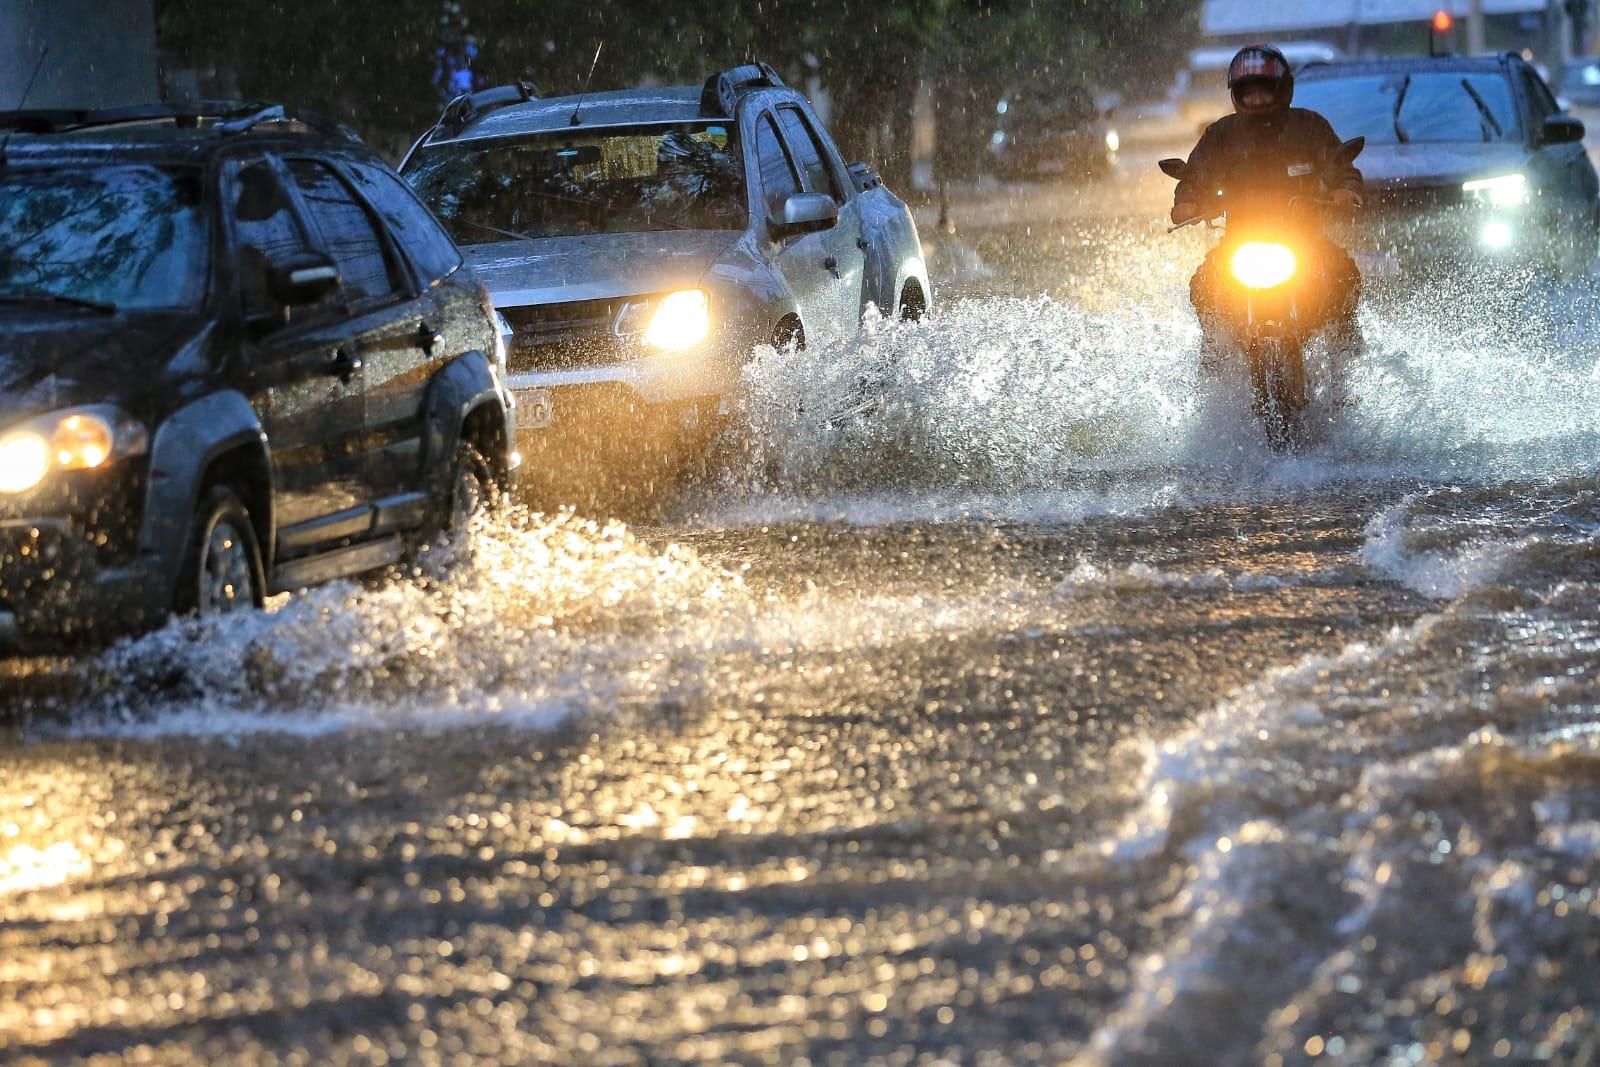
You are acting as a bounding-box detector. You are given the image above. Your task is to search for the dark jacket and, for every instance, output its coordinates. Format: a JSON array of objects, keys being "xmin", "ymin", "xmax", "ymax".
[{"xmin": 1175, "ymin": 108, "xmax": 1362, "ymax": 223}]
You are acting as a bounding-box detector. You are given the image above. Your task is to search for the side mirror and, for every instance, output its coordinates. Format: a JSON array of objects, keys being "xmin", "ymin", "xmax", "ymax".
[
  {"xmin": 1158, "ymin": 157, "xmax": 1188, "ymax": 180},
  {"xmin": 770, "ymin": 192, "xmax": 839, "ymax": 238},
  {"xmin": 268, "ymin": 251, "xmax": 341, "ymax": 306},
  {"xmin": 1543, "ymin": 114, "xmax": 1585, "ymax": 145}
]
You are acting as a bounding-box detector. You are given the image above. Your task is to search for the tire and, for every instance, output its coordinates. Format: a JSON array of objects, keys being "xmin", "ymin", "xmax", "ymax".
[
  {"xmin": 174, "ymin": 486, "xmax": 266, "ymax": 618},
  {"xmin": 416, "ymin": 440, "xmax": 493, "ymax": 556},
  {"xmin": 1249, "ymin": 336, "xmax": 1308, "ymax": 453}
]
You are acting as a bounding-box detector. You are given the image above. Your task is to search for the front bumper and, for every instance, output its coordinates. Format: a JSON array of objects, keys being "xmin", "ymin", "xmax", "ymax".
[{"xmin": 0, "ymin": 517, "xmax": 168, "ymax": 654}]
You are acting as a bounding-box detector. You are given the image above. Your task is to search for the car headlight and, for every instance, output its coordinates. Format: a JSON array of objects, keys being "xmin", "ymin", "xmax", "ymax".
[
  {"xmin": 1230, "ymin": 242, "xmax": 1298, "ymax": 290},
  {"xmin": 493, "ymin": 310, "xmax": 512, "ymax": 377},
  {"xmin": 621, "ymin": 289, "xmax": 711, "ymax": 352},
  {"xmin": 1105, "ymin": 129, "xmax": 1120, "ymax": 153},
  {"xmin": 0, "ymin": 407, "xmax": 148, "ymax": 495},
  {"xmin": 1463, "ymin": 173, "xmax": 1529, "ymax": 207},
  {"xmin": 1480, "ymin": 220, "xmax": 1515, "ymax": 248}
]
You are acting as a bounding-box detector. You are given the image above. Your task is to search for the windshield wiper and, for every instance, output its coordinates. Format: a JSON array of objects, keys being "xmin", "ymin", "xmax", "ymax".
[
  {"xmin": 0, "ymin": 288, "xmax": 118, "ymax": 314},
  {"xmin": 1460, "ymin": 79, "xmax": 1504, "ymax": 141},
  {"xmin": 1392, "ymin": 74, "xmax": 1413, "ymax": 144}
]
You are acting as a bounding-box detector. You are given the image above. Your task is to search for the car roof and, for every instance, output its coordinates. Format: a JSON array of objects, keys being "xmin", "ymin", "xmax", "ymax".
[
  {"xmin": 1298, "ymin": 54, "xmax": 1518, "ymax": 81},
  {"xmin": 0, "ymin": 104, "xmax": 374, "ymax": 168},
  {"xmin": 444, "ymin": 87, "xmax": 724, "ymax": 143}
]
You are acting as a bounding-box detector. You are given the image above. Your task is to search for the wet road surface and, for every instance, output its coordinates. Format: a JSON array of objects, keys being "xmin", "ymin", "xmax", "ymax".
[{"xmin": 3, "ymin": 158, "xmax": 1599, "ymax": 1065}]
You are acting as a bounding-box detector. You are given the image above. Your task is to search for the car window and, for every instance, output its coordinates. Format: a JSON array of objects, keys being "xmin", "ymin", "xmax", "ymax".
[
  {"xmin": 755, "ymin": 112, "xmax": 801, "ymax": 217},
  {"xmin": 1296, "ymin": 72, "xmax": 1522, "ymax": 145},
  {"xmin": 345, "ymin": 162, "xmax": 463, "ymax": 286},
  {"xmin": 285, "ymin": 158, "xmax": 403, "ymax": 303},
  {"xmin": 232, "ymin": 159, "xmax": 312, "ymax": 320},
  {"xmin": 777, "ymin": 107, "xmax": 845, "ymax": 202},
  {"xmin": 1521, "ymin": 69, "xmax": 1558, "ymax": 122},
  {"xmin": 0, "ymin": 164, "xmax": 207, "ymax": 311},
  {"xmin": 406, "ymin": 123, "xmax": 745, "ymax": 241}
]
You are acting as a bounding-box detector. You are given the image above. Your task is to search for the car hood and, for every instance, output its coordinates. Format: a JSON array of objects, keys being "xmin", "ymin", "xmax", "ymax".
[
  {"xmin": 462, "ymin": 230, "xmax": 740, "ymax": 306},
  {"xmin": 0, "ymin": 310, "xmax": 196, "ymax": 426},
  {"xmin": 1359, "ymin": 142, "xmax": 1529, "ymax": 191}
]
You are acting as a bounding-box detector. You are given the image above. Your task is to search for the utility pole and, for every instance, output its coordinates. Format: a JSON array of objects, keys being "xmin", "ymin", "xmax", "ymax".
[
  {"xmin": 1468, "ymin": 0, "xmax": 1487, "ymax": 55},
  {"xmin": 1551, "ymin": 0, "xmax": 1574, "ymax": 63}
]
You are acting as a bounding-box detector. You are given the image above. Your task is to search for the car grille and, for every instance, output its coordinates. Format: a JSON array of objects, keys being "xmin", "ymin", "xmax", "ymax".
[{"xmin": 501, "ymin": 298, "xmax": 631, "ymax": 373}]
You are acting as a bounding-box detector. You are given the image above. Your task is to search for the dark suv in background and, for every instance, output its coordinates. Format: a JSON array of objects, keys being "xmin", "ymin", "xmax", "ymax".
[{"xmin": 0, "ymin": 103, "xmax": 515, "ymax": 652}]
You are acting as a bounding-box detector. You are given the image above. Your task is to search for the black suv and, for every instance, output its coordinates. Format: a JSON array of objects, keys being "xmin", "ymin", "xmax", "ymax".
[{"xmin": 0, "ymin": 103, "xmax": 515, "ymax": 652}]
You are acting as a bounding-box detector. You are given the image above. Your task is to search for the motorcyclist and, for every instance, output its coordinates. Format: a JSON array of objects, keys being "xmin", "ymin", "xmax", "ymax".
[{"xmin": 1171, "ymin": 44, "xmax": 1365, "ymax": 364}]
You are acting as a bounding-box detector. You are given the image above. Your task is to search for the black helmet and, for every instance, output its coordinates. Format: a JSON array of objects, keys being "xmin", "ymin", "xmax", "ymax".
[{"xmin": 1227, "ymin": 44, "xmax": 1294, "ymax": 113}]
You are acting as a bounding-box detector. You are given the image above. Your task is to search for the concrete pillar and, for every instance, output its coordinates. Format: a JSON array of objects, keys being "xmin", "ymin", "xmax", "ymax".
[{"xmin": 0, "ymin": 0, "xmax": 158, "ymax": 110}]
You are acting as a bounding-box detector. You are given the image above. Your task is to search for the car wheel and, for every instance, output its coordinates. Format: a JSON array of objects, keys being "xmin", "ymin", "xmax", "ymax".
[
  {"xmin": 447, "ymin": 441, "xmax": 491, "ymax": 535},
  {"xmin": 175, "ymin": 486, "xmax": 265, "ymax": 618}
]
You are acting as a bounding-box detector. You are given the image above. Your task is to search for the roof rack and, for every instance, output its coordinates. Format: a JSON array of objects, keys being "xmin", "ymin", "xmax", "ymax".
[
  {"xmin": 435, "ymin": 81, "xmax": 539, "ymax": 138},
  {"xmin": 700, "ymin": 62, "xmax": 785, "ymax": 116},
  {"xmin": 0, "ymin": 100, "xmax": 362, "ymax": 142}
]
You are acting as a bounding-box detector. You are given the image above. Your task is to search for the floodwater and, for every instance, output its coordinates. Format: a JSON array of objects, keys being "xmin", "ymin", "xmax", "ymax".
[{"xmin": 2, "ymin": 159, "xmax": 1597, "ymax": 1065}]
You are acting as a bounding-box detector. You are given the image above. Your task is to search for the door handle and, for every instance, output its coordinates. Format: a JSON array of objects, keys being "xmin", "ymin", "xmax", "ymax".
[
  {"xmin": 416, "ymin": 320, "xmax": 444, "ymax": 354},
  {"xmin": 329, "ymin": 347, "xmax": 363, "ymax": 383},
  {"xmin": 823, "ymin": 255, "xmax": 840, "ymax": 278}
]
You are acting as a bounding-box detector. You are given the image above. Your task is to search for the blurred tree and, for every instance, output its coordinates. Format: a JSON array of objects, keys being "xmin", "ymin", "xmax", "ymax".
[{"xmin": 154, "ymin": 0, "xmax": 1198, "ymax": 170}]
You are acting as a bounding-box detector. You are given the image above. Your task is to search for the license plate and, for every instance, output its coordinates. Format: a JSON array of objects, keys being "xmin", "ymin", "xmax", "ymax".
[{"xmin": 515, "ymin": 387, "xmax": 553, "ymax": 430}]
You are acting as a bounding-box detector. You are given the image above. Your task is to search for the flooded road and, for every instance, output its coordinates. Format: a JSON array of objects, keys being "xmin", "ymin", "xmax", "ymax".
[{"xmin": 3, "ymin": 163, "xmax": 1599, "ymax": 1065}]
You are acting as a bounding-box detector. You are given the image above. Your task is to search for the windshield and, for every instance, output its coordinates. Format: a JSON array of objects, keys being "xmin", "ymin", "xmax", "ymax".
[
  {"xmin": 1295, "ymin": 72, "xmax": 1522, "ymax": 145},
  {"xmin": 0, "ymin": 164, "xmax": 208, "ymax": 310},
  {"xmin": 406, "ymin": 123, "xmax": 746, "ymax": 242}
]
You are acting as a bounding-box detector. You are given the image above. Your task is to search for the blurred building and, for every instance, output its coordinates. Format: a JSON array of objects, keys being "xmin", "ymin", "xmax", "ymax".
[
  {"xmin": 1202, "ymin": 0, "xmax": 1572, "ymax": 61},
  {"xmin": 0, "ymin": 0, "xmax": 159, "ymax": 109}
]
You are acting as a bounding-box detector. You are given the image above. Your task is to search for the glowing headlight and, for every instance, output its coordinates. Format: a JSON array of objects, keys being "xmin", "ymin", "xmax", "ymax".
[
  {"xmin": 1463, "ymin": 173, "xmax": 1529, "ymax": 207},
  {"xmin": 0, "ymin": 407, "xmax": 147, "ymax": 494},
  {"xmin": 1481, "ymin": 220, "xmax": 1515, "ymax": 248},
  {"xmin": 0, "ymin": 433, "xmax": 51, "ymax": 494},
  {"xmin": 643, "ymin": 289, "xmax": 711, "ymax": 351},
  {"xmin": 1105, "ymin": 129, "xmax": 1120, "ymax": 153},
  {"xmin": 1230, "ymin": 242, "xmax": 1298, "ymax": 290}
]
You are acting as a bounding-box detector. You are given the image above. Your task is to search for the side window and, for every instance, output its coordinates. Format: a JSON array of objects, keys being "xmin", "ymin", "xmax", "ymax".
[
  {"xmin": 285, "ymin": 158, "xmax": 403, "ymax": 303},
  {"xmin": 346, "ymin": 162, "xmax": 463, "ymax": 286},
  {"xmin": 777, "ymin": 107, "xmax": 846, "ymax": 202},
  {"xmin": 231, "ymin": 159, "xmax": 310, "ymax": 322},
  {"xmin": 1521, "ymin": 69, "xmax": 1558, "ymax": 123},
  {"xmin": 755, "ymin": 112, "xmax": 801, "ymax": 218}
]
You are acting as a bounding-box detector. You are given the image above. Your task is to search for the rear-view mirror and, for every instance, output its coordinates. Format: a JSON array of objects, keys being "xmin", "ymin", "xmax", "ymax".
[
  {"xmin": 770, "ymin": 192, "xmax": 839, "ymax": 238},
  {"xmin": 1158, "ymin": 157, "xmax": 1188, "ymax": 180}
]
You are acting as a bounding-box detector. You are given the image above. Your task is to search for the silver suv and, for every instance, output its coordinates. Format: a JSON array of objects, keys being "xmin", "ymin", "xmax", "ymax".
[{"xmin": 401, "ymin": 63, "xmax": 930, "ymax": 500}]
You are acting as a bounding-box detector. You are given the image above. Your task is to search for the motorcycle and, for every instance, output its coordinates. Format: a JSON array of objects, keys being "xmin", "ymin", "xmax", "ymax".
[{"xmin": 1158, "ymin": 137, "xmax": 1365, "ymax": 452}]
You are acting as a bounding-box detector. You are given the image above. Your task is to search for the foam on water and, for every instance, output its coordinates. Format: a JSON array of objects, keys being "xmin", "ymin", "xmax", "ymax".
[
  {"xmin": 687, "ymin": 262, "xmax": 1600, "ymax": 527},
  {"xmin": 1084, "ymin": 494, "xmax": 1600, "ymax": 1063}
]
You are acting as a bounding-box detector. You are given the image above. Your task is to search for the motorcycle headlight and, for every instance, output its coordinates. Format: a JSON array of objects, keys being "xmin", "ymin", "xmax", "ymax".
[
  {"xmin": 1463, "ymin": 173, "xmax": 1529, "ymax": 207},
  {"xmin": 0, "ymin": 407, "xmax": 149, "ymax": 495},
  {"xmin": 1230, "ymin": 242, "xmax": 1298, "ymax": 290},
  {"xmin": 617, "ymin": 289, "xmax": 711, "ymax": 352},
  {"xmin": 1104, "ymin": 129, "xmax": 1120, "ymax": 153}
]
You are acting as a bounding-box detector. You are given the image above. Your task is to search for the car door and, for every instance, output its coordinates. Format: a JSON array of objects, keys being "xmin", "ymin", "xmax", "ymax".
[
  {"xmin": 776, "ymin": 104, "xmax": 868, "ymax": 331},
  {"xmin": 282, "ymin": 156, "xmax": 437, "ymax": 530},
  {"xmin": 230, "ymin": 155, "xmax": 376, "ymax": 557},
  {"xmin": 1519, "ymin": 66, "xmax": 1598, "ymax": 226},
  {"xmin": 751, "ymin": 109, "xmax": 851, "ymax": 348}
]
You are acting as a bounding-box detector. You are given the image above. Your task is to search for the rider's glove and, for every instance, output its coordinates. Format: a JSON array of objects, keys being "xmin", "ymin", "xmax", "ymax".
[
  {"xmin": 1171, "ymin": 200, "xmax": 1203, "ymax": 225},
  {"xmin": 1330, "ymin": 188, "xmax": 1363, "ymax": 211}
]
